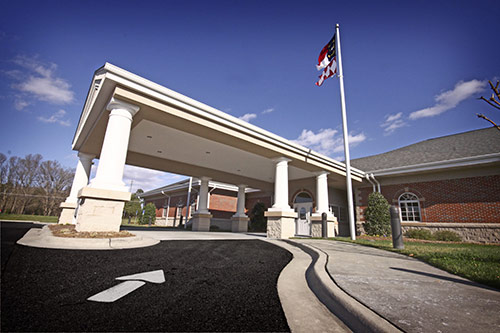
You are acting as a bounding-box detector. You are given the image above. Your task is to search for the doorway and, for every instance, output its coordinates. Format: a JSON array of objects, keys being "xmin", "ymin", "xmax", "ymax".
[{"xmin": 293, "ymin": 192, "xmax": 313, "ymax": 236}]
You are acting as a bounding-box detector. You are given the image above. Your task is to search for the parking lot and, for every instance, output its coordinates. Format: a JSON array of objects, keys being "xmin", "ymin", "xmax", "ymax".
[{"xmin": 1, "ymin": 222, "xmax": 292, "ymax": 332}]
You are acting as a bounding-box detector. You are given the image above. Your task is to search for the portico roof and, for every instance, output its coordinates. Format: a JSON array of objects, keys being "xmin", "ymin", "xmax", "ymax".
[{"xmin": 73, "ymin": 63, "xmax": 363, "ymax": 191}]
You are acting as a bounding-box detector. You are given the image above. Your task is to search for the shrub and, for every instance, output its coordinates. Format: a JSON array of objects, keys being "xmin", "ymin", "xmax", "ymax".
[
  {"xmin": 209, "ymin": 225, "xmax": 220, "ymax": 231},
  {"xmin": 405, "ymin": 228, "xmax": 434, "ymax": 240},
  {"xmin": 249, "ymin": 202, "xmax": 267, "ymax": 232},
  {"xmin": 434, "ymin": 230, "xmax": 462, "ymax": 242},
  {"xmin": 363, "ymin": 192, "xmax": 391, "ymax": 236},
  {"xmin": 140, "ymin": 203, "xmax": 156, "ymax": 225}
]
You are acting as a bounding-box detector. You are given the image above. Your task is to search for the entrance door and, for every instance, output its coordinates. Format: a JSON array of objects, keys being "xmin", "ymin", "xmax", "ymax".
[{"xmin": 294, "ymin": 201, "xmax": 313, "ymax": 236}]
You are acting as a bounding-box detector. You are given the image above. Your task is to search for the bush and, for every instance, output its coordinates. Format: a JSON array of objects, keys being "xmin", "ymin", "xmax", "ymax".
[
  {"xmin": 434, "ymin": 230, "xmax": 462, "ymax": 242},
  {"xmin": 405, "ymin": 228, "xmax": 434, "ymax": 240},
  {"xmin": 140, "ymin": 203, "xmax": 156, "ymax": 225},
  {"xmin": 363, "ymin": 192, "xmax": 391, "ymax": 236},
  {"xmin": 249, "ymin": 202, "xmax": 267, "ymax": 232}
]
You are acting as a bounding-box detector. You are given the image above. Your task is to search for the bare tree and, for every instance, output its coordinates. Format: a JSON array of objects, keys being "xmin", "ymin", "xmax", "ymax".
[
  {"xmin": 0, "ymin": 153, "xmax": 74, "ymax": 216},
  {"xmin": 478, "ymin": 80, "xmax": 500, "ymax": 131}
]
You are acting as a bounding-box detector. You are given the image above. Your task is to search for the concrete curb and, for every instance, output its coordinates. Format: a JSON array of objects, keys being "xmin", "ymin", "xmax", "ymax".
[
  {"xmin": 292, "ymin": 241, "xmax": 401, "ymax": 333},
  {"xmin": 16, "ymin": 226, "xmax": 160, "ymax": 250},
  {"xmin": 266, "ymin": 239, "xmax": 351, "ymax": 332}
]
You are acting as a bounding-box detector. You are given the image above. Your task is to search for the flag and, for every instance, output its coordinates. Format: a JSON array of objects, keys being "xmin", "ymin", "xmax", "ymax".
[{"xmin": 315, "ymin": 34, "xmax": 337, "ymax": 86}]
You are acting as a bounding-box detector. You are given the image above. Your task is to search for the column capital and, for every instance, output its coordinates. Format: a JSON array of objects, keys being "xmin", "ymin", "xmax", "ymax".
[
  {"xmin": 200, "ymin": 176, "xmax": 211, "ymax": 182},
  {"xmin": 77, "ymin": 152, "xmax": 95, "ymax": 161},
  {"xmin": 272, "ymin": 157, "xmax": 291, "ymax": 164},
  {"xmin": 314, "ymin": 171, "xmax": 329, "ymax": 178},
  {"xmin": 106, "ymin": 97, "xmax": 140, "ymax": 118},
  {"xmin": 237, "ymin": 184, "xmax": 247, "ymax": 189}
]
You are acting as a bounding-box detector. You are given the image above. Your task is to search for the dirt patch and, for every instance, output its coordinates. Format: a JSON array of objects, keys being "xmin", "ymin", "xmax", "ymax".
[{"xmin": 48, "ymin": 224, "xmax": 134, "ymax": 238}]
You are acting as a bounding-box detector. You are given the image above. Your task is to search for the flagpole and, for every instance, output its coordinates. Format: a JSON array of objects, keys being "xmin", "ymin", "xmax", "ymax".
[{"xmin": 335, "ymin": 23, "xmax": 356, "ymax": 240}]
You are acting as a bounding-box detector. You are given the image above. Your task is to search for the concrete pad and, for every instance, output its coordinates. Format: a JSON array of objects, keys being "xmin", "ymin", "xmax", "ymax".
[
  {"xmin": 17, "ymin": 226, "xmax": 159, "ymax": 250},
  {"xmin": 266, "ymin": 239, "xmax": 351, "ymax": 333},
  {"xmin": 298, "ymin": 240, "xmax": 500, "ymax": 333}
]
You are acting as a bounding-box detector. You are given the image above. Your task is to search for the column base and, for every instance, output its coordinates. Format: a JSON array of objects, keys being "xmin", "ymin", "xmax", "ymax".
[
  {"xmin": 231, "ymin": 216, "xmax": 249, "ymax": 232},
  {"xmin": 75, "ymin": 187, "xmax": 131, "ymax": 232},
  {"xmin": 58, "ymin": 202, "xmax": 77, "ymax": 225},
  {"xmin": 311, "ymin": 213, "xmax": 338, "ymax": 238},
  {"xmin": 265, "ymin": 210, "xmax": 298, "ymax": 239},
  {"xmin": 191, "ymin": 213, "xmax": 212, "ymax": 231}
]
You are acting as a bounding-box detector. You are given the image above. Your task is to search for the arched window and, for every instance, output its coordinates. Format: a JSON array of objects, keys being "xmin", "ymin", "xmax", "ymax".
[{"xmin": 398, "ymin": 192, "xmax": 421, "ymax": 222}]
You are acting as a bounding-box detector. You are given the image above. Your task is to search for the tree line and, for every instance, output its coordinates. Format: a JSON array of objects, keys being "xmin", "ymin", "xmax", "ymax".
[{"xmin": 0, "ymin": 153, "xmax": 75, "ymax": 216}]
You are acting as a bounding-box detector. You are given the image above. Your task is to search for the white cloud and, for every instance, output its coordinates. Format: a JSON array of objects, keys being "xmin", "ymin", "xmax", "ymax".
[
  {"xmin": 262, "ymin": 107, "xmax": 274, "ymax": 114},
  {"xmin": 14, "ymin": 99, "xmax": 29, "ymax": 110},
  {"xmin": 409, "ymin": 79, "xmax": 487, "ymax": 120},
  {"xmin": 122, "ymin": 165, "xmax": 185, "ymax": 192},
  {"xmin": 381, "ymin": 112, "xmax": 407, "ymax": 135},
  {"xmin": 37, "ymin": 109, "xmax": 71, "ymax": 126},
  {"xmin": 292, "ymin": 128, "xmax": 366, "ymax": 157},
  {"xmin": 239, "ymin": 113, "xmax": 257, "ymax": 122},
  {"xmin": 10, "ymin": 55, "xmax": 74, "ymax": 105}
]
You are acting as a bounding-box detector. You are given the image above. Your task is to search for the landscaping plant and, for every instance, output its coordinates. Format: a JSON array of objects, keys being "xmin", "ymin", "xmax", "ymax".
[
  {"xmin": 249, "ymin": 202, "xmax": 267, "ymax": 232},
  {"xmin": 363, "ymin": 192, "xmax": 391, "ymax": 236}
]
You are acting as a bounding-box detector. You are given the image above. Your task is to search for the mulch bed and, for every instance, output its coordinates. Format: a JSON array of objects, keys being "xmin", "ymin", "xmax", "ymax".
[{"xmin": 48, "ymin": 224, "xmax": 134, "ymax": 238}]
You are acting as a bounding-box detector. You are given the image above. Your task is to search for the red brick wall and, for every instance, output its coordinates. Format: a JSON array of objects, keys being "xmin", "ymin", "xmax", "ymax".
[
  {"xmin": 209, "ymin": 193, "xmax": 237, "ymax": 212},
  {"xmin": 357, "ymin": 175, "xmax": 500, "ymax": 223},
  {"xmin": 245, "ymin": 196, "xmax": 273, "ymax": 213}
]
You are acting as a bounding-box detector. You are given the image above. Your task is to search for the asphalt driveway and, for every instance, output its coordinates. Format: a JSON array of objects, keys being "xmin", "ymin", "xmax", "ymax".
[{"xmin": 1, "ymin": 232, "xmax": 292, "ymax": 332}]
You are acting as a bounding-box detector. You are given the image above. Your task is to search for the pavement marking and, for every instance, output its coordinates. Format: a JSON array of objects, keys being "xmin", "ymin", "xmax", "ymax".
[
  {"xmin": 87, "ymin": 281, "xmax": 145, "ymax": 302},
  {"xmin": 116, "ymin": 269, "xmax": 165, "ymax": 284},
  {"xmin": 87, "ymin": 269, "xmax": 165, "ymax": 303}
]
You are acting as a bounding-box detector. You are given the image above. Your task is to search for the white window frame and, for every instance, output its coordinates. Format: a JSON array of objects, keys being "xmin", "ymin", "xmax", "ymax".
[{"xmin": 398, "ymin": 192, "xmax": 421, "ymax": 222}]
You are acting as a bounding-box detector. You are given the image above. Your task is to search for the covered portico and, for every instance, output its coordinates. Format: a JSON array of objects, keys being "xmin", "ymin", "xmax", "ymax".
[{"xmin": 59, "ymin": 63, "xmax": 364, "ymax": 238}]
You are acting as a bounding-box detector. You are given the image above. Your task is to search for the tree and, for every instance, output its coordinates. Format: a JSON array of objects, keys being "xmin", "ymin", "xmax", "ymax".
[
  {"xmin": 141, "ymin": 203, "xmax": 156, "ymax": 225},
  {"xmin": 363, "ymin": 192, "xmax": 391, "ymax": 236},
  {"xmin": 478, "ymin": 80, "xmax": 500, "ymax": 131},
  {"xmin": 249, "ymin": 202, "xmax": 267, "ymax": 232},
  {"xmin": 123, "ymin": 190, "xmax": 143, "ymax": 222}
]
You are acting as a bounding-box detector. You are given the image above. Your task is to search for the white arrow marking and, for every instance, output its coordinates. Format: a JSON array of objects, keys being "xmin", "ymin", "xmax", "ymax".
[
  {"xmin": 115, "ymin": 269, "xmax": 165, "ymax": 284},
  {"xmin": 87, "ymin": 269, "xmax": 165, "ymax": 303},
  {"xmin": 87, "ymin": 281, "xmax": 145, "ymax": 303}
]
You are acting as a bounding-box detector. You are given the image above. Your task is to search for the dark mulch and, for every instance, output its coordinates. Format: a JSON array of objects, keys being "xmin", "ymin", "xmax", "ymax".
[
  {"xmin": 49, "ymin": 224, "xmax": 134, "ymax": 238},
  {"xmin": 1, "ymin": 240, "xmax": 292, "ymax": 332}
]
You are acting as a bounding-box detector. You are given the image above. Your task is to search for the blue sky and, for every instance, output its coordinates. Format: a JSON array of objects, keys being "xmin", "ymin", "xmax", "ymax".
[{"xmin": 1, "ymin": 0, "xmax": 499, "ymax": 191}]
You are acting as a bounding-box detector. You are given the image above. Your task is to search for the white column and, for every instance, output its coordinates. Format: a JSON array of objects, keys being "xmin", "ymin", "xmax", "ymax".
[
  {"xmin": 315, "ymin": 172, "xmax": 330, "ymax": 214},
  {"xmin": 270, "ymin": 157, "xmax": 292, "ymax": 211},
  {"xmin": 196, "ymin": 177, "xmax": 211, "ymax": 214},
  {"xmin": 233, "ymin": 184, "xmax": 247, "ymax": 217},
  {"xmin": 65, "ymin": 152, "xmax": 94, "ymax": 203},
  {"xmin": 90, "ymin": 97, "xmax": 139, "ymax": 192}
]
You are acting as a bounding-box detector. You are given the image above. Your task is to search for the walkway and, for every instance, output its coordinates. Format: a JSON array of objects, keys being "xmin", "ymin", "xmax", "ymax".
[{"xmin": 295, "ymin": 239, "xmax": 500, "ymax": 333}]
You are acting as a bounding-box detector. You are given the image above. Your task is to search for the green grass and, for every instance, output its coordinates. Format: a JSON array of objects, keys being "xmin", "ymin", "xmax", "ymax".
[
  {"xmin": 333, "ymin": 237, "xmax": 500, "ymax": 290},
  {"xmin": 0, "ymin": 213, "xmax": 58, "ymax": 223}
]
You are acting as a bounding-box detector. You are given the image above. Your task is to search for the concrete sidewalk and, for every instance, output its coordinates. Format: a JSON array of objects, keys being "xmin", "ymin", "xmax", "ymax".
[{"xmin": 296, "ymin": 239, "xmax": 500, "ymax": 333}]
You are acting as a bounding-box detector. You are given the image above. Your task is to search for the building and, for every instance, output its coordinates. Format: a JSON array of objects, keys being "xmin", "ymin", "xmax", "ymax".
[
  {"xmin": 351, "ymin": 127, "xmax": 500, "ymax": 243},
  {"xmin": 59, "ymin": 63, "xmax": 364, "ymax": 239},
  {"xmin": 142, "ymin": 127, "xmax": 500, "ymax": 243}
]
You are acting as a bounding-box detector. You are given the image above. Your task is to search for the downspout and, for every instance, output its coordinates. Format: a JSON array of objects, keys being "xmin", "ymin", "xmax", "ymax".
[
  {"xmin": 365, "ymin": 174, "xmax": 376, "ymax": 192},
  {"xmin": 370, "ymin": 173, "xmax": 381, "ymax": 193}
]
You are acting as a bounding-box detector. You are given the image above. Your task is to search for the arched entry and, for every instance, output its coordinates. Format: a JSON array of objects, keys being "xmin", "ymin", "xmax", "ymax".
[{"xmin": 293, "ymin": 191, "xmax": 313, "ymax": 236}]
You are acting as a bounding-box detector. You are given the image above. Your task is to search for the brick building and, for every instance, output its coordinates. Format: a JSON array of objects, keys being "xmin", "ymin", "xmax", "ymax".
[
  {"xmin": 142, "ymin": 127, "xmax": 500, "ymax": 242},
  {"xmin": 351, "ymin": 127, "xmax": 500, "ymax": 243}
]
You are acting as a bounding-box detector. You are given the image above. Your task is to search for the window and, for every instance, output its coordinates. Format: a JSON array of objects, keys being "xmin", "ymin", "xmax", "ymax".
[{"xmin": 398, "ymin": 192, "xmax": 421, "ymax": 222}]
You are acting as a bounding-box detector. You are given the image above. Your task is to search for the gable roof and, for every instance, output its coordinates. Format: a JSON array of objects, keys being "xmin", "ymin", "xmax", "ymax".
[{"xmin": 351, "ymin": 127, "xmax": 500, "ymax": 173}]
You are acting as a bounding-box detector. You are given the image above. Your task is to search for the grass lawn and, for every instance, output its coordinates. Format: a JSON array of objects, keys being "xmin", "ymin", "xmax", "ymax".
[
  {"xmin": 334, "ymin": 237, "xmax": 500, "ymax": 290},
  {"xmin": 0, "ymin": 213, "xmax": 58, "ymax": 223}
]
